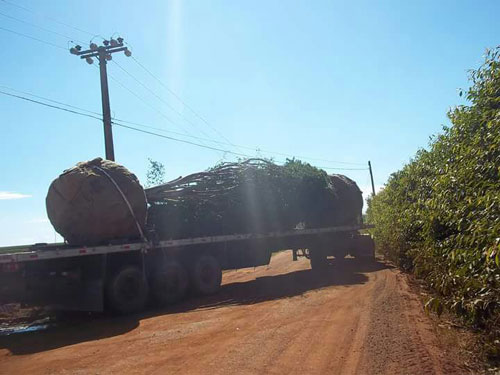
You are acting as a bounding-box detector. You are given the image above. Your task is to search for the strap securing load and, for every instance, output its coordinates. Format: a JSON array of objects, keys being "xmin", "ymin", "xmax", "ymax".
[{"xmin": 92, "ymin": 166, "xmax": 146, "ymax": 242}]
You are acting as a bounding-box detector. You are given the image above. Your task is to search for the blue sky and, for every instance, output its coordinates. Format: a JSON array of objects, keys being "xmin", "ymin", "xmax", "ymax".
[{"xmin": 0, "ymin": 0, "xmax": 498, "ymax": 246}]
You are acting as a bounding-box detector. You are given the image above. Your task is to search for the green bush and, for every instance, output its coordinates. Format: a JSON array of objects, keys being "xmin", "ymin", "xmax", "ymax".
[{"xmin": 366, "ymin": 47, "xmax": 500, "ymax": 357}]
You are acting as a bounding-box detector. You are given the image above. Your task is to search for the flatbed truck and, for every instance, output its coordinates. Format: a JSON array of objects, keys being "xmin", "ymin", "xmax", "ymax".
[{"xmin": 0, "ymin": 224, "xmax": 374, "ymax": 314}]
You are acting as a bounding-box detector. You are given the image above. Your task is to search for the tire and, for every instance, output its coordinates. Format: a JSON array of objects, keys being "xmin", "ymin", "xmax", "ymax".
[
  {"xmin": 190, "ymin": 255, "xmax": 222, "ymax": 295},
  {"xmin": 335, "ymin": 255, "xmax": 347, "ymax": 264},
  {"xmin": 106, "ymin": 265, "xmax": 148, "ymax": 314},
  {"xmin": 353, "ymin": 235, "xmax": 376, "ymax": 262},
  {"xmin": 309, "ymin": 248, "xmax": 328, "ymax": 271},
  {"xmin": 333, "ymin": 249, "xmax": 348, "ymax": 263},
  {"xmin": 151, "ymin": 261, "xmax": 189, "ymax": 306}
]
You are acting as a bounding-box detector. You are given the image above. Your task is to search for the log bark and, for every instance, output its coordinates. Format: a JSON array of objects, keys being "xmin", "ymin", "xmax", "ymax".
[{"xmin": 46, "ymin": 158, "xmax": 147, "ymax": 246}]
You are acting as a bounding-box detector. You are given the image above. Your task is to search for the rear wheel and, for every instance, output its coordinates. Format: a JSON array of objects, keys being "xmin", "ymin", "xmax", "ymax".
[
  {"xmin": 353, "ymin": 235, "xmax": 376, "ymax": 262},
  {"xmin": 309, "ymin": 248, "xmax": 328, "ymax": 271},
  {"xmin": 334, "ymin": 254, "xmax": 347, "ymax": 264},
  {"xmin": 190, "ymin": 255, "xmax": 222, "ymax": 295},
  {"xmin": 106, "ymin": 265, "xmax": 148, "ymax": 314},
  {"xmin": 333, "ymin": 248, "xmax": 348, "ymax": 263},
  {"xmin": 151, "ymin": 261, "xmax": 189, "ymax": 306}
]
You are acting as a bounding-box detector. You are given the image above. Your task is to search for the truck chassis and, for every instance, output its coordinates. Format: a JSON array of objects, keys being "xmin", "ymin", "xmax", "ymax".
[{"xmin": 0, "ymin": 224, "xmax": 374, "ymax": 314}]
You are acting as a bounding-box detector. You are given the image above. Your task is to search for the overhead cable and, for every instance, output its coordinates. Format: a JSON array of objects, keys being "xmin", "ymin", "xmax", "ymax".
[
  {"xmin": 0, "ymin": 25, "xmax": 66, "ymax": 50},
  {"xmin": 0, "ymin": 88, "xmax": 368, "ymax": 169},
  {"xmin": 131, "ymin": 55, "xmax": 240, "ymax": 148},
  {"xmin": 0, "ymin": 11, "xmax": 85, "ymax": 44},
  {"xmin": 111, "ymin": 59, "xmax": 225, "ymax": 147},
  {"xmin": 0, "ymin": 0, "xmax": 95, "ymax": 37}
]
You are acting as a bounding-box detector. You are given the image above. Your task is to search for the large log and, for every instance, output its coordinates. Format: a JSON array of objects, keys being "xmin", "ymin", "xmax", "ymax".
[
  {"xmin": 327, "ymin": 174, "xmax": 363, "ymax": 225},
  {"xmin": 46, "ymin": 158, "xmax": 147, "ymax": 246}
]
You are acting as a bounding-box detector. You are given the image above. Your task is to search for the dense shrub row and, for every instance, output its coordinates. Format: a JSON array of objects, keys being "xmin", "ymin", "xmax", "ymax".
[{"xmin": 366, "ymin": 47, "xmax": 500, "ymax": 356}]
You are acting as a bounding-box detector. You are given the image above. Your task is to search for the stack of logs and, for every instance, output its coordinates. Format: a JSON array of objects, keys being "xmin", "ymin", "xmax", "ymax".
[
  {"xmin": 46, "ymin": 158, "xmax": 363, "ymax": 245},
  {"xmin": 146, "ymin": 159, "xmax": 363, "ymax": 240}
]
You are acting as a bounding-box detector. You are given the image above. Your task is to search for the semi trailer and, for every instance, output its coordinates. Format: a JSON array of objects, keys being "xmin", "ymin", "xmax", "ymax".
[{"xmin": 0, "ymin": 224, "xmax": 374, "ymax": 314}]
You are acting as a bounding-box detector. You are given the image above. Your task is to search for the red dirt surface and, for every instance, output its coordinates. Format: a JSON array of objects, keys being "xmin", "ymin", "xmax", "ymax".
[{"xmin": 0, "ymin": 252, "xmax": 468, "ymax": 374}]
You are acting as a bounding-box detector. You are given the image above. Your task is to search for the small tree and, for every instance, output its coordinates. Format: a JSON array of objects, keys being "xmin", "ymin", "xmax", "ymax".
[{"xmin": 146, "ymin": 158, "xmax": 166, "ymax": 187}]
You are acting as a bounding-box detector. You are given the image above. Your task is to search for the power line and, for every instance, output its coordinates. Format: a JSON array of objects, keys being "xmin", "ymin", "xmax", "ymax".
[
  {"xmin": 0, "ymin": 2, "xmax": 367, "ymax": 167},
  {"xmin": 0, "ymin": 89, "xmax": 249, "ymax": 157},
  {"xmin": 0, "ymin": 90, "xmax": 102, "ymax": 121},
  {"xmin": 131, "ymin": 55, "xmax": 240, "ymax": 148},
  {"xmin": 0, "ymin": 0, "xmax": 95, "ymax": 37},
  {"xmin": 113, "ymin": 116, "xmax": 366, "ymax": 166},
  {"xmin": 235, "ymin": 146, "xmax": 366, "ymax": 166},
  {"xmin": 0, "ymin": 85, "xmax": 102, "ymax": 116},
  {"xmin": 0, "ymin": 85, "xmax": 349, "ymax": 164},
  {"xmin": 3, "ymin": 81, "xmax": 363, "ymax": 166},
  {"xmin": 129, "ymin": 55, "xmax": 364, "ymax": 166},
  {"xmin": 112, "ymin": 120, "xmax": 250, "ymax": 158},
  {"xmin": 0, "ymin": 87, "xmax": 368, "ymax": 169},
  {"xmin": 0, "ymin": 7, "xmax": 358, "ymax": 166},
  {"xmin": 0, "ymin": 11, "xmax": 85, "ymax": 44},
  {"xmin": 109, "ymin": 116, "xmax": 231, "ymax": 144},
  {"xmin": 111, "ymin": 59, "xmax": 230, "ymax": 149},
  {"xmin": 320, "ymin": 166, "xmax": 368, "ymax": 171},
  {"xmin": 104, "ymin": 68, "xmax": 214, "ymax": 148},
  {"xmin": 0, "ymin": 9, "xmax": 214, "ymax": 155},
  {"xmin": 18, "ymin": 76, "xmax": 205, "ymax": 146},
  {"xmin": 0, "ymin": 25, "xmax": 66, "ymax": 50},
  {"xmin": 0, "ymin": 88, "xmax": 369, "ymax": 170},
  {"xmin": 3, "ymin": 9, "xmax": 238, "ymax": 152},
  {"xmin": 112, "ymin": 121, "xmax": 367, "ymax": 170},
  {"xmin": 107, "ymin": 62, "xmax": 220, "ymax": 151}
]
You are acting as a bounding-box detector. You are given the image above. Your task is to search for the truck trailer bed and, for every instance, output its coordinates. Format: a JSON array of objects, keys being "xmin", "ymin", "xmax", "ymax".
[{"xmin": 0, "ymin": 224, "xmax": 372, "ymax": 265}]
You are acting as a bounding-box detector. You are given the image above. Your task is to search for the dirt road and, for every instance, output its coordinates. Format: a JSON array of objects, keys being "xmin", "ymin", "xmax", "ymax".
[{"xmin": 0, "ymin": 252, "xmax": 467, "ymax": 374}]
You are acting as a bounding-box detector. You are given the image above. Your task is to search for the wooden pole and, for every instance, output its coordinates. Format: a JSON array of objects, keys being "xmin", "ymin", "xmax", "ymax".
[
  {"xmin": 368, "ymin": 161, "xmax": 375, "ymax": 196},
  {"xmin": 98, "ymin": 47, "xmax": 114, "ymax": 161}
]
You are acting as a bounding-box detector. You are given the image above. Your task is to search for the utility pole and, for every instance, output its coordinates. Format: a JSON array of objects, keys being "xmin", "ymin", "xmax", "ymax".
[
  {"xmin": 70, "ymin": 37, "xmax": 132, "ymax": 161},
  {"xmin": 368, "ymin": 160, "xmax": 376, "ymax": 196}
]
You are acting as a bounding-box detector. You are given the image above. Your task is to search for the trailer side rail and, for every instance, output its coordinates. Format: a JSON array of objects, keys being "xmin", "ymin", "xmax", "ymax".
[
  {"xmin": 0, "ymin": 224, "xmax": 373, "ymax": 265},
  {"xmin": 0, "ymin": 242, "xmax": 146, "ymax": 265},
  {"xmin": 156, "ymin": 224, "xmax": 372, "ymax": 247}
]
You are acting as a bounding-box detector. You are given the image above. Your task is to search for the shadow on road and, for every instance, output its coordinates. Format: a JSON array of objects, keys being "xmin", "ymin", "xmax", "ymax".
[
  {"xmin": 0, "ymin": 259, "xmax": 391, "ymax": 355},
  {"xmin": 172, "ymin": 258, "xmax": 390, "ymax": 312}
]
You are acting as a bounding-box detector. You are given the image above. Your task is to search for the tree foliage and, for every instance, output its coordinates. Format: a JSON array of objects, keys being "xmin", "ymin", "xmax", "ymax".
[
  {"xmin": 366, "ymin": 47, "xmax": 500, "ymax": 357},
  {"xmin": 146, "ymin": 158, "xmax": 166, "ymax": 188}
]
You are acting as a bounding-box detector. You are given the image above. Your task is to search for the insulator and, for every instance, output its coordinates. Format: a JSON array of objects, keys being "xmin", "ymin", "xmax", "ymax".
[
  {"xmin": 105, "ymin": 54, "xmax": 112, "ymax": 61},
  {"xmin": 124, "ymin": 49, "xmax": 132, "ymax": 57},
  {"xmin": 90, "ymin": 43, "xmax": 98, "ymax": 51},
  {"xmin": 110, "ymin": 38, "xmax": 118, "ymax": 47},
  {"xmin": 117, "ymin": 37, "xmax": 124, "ymax": 44},
  {"xmin": 69, "ymin": 47, "xmax": 78, "ymax": 55},
  {"xmin": 86, "ymin": 57, "xmax": 94, "ymax": 64}
]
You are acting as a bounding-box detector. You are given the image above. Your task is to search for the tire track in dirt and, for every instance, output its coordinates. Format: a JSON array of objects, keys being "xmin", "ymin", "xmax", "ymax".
[
  {"xmin": 0, "ymin": 252, "xmax": 468, "ymax": 374},
  {"xmin": 354, "ymin": 269, "xmax": 465, "ymax": 375}
]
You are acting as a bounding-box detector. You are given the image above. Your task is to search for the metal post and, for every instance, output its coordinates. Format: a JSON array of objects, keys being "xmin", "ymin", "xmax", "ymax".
[
  {"xmin": 98, "ymin": 48, "xmax": 114, "ymax": 161},
  {"xmin": 368, "ymin": 161, "xmax": 375, "ymax": 196}
]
